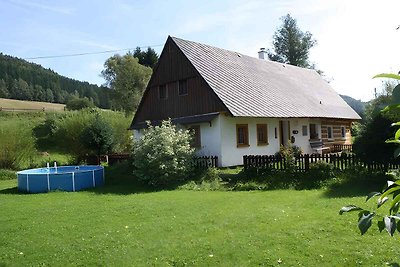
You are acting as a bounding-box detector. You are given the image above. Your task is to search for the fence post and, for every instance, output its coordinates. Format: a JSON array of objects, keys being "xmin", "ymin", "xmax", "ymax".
[{"xmin": 304, "ymin": 154, "xmax": 310, "ymax": 171}]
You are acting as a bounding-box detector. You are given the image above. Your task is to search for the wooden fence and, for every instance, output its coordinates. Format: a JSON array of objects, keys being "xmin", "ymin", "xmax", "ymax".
[
  {"xmin": 193, "ymin": 156, "xmax": 218, "ymax": 168},
  {"xmin": 243, "ymin": 154, "xmax": 400, "ymax": 172}
]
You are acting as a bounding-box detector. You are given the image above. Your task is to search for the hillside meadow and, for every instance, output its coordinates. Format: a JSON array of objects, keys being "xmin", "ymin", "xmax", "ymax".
[{"xmin": 0, "ymin": 98, "xmax": 66, "ymax": 111}]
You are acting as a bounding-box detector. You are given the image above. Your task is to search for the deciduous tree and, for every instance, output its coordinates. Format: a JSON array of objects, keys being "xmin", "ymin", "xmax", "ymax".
[{"xmin": 101, "ymin": 53, "xmax": 152, "ymax": 115}]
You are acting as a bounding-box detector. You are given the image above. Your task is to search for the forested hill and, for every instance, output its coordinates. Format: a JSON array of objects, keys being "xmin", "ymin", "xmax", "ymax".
[
  {"xmin": 340, "ymin": 94, "xmax": 367, "ymax": 117},
  {"xmin": 0, "ymin": 53, "xmax": 110, "ymax": 108}
]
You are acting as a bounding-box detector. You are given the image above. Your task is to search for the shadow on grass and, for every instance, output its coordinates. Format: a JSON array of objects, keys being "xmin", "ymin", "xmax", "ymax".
[
  {"xmin": 0, "ymin": 187, "xmax": 20, "ymax": 195},
  {"xmin": 322, "ymin": 171, "xmax": 388, "ymax": 198},
  {"xmin": 91, "ymin": 161, "xmax": 185, "ymax": 195}
]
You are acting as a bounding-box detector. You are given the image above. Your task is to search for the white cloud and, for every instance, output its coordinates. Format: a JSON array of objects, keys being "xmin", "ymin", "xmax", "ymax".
[{"xmin": 5, "ymin": 0, "xmax": 74, "ymax": 15}]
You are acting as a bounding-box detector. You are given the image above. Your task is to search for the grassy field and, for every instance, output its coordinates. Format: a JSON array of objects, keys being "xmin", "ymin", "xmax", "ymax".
[
  {"xmin": 0, "ymin": 166, "xmax": 399, "ymax": 266},
  {"xmin": 0, "ymin": 98, "xmax": 65, "ymax": 111}
]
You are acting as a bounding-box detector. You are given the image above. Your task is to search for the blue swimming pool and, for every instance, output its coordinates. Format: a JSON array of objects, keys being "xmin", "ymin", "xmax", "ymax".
[{"xmin": 17, "ymin": 165, "xmax": 104, "ymax": 193}]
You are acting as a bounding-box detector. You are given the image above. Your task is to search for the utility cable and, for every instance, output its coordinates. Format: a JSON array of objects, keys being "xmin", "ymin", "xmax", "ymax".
[{"xmin": 24, "ymin": 44, "xmax": 163, "ymax": 60}]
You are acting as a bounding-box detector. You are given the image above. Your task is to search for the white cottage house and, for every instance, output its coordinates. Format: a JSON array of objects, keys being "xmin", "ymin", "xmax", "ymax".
[{"xmin": 130, "ymin": 36, "xmax": 361, "ymax": 167}]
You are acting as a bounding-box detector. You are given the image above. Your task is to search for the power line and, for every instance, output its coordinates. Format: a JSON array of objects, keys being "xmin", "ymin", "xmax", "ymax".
[{"xmin": 24, "ymin": 44, "xmax": 163, "ymax": 60}]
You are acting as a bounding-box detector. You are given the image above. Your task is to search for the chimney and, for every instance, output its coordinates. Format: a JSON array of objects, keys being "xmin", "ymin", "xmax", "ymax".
[{"xmin": 258, "ymin": 48, "xmax": 266, "ymax": 60}]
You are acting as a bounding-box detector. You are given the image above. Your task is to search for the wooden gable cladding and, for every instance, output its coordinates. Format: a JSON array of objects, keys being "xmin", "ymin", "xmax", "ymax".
[
  {"xmin": 134, "ymin": 37, "xmax": 227, "ymax": 123},
  {"xmin": 148, "ymin": 39, "xmax": 197, "ymax": 87}
]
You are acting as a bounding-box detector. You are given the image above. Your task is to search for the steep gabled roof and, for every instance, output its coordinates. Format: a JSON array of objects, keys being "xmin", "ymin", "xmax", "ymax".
[{"xmin": 171, "ymin": 36, "xmax": 361, "ymax": 120}]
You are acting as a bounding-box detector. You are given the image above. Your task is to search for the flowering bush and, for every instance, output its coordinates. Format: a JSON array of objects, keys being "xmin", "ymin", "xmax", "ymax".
[{"xmin": 132, "ymin": 120, "xmax": 195, "ymax": 186}]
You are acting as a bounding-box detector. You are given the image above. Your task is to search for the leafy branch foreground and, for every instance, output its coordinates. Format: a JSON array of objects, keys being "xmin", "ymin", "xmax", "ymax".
[{"xmin": 340, "ymin": 73, "xmax": 400, "ymax": 236}]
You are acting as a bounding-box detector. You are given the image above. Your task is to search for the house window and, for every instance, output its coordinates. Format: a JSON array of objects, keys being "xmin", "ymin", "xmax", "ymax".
[
  {"xmin": 236, "ymin": 124, "xmax": 249, "ymax": 147},
  {"xmin": 327, "ymin": 126, "xmax": 333, "ymax": 139},
  {"xmin": 178, "ymin": 79, "xmax": 188, "ymax": 96},
  {"xmin": 341, "ymin": 126, "xmax": 346, "ymax": 138},
  {"xmin": 257, "ymin": 124, "xmax": 268, "ymax": 145},
  {"xmin": 189, "ymin": 125, "xmax": 201, "ymax": 148},
  {"xmin": 274, "ymin": 127, "xmax": 277, "ymax": 139},
  {"xmin": 310, "ymin": 124, "xmax": 318, "ymax": 139},
  {"xmin": 302, "ymin": 125, "xmax": 308, "ymax": 136},
  {"xmin": 159, "ymin": 84, "xmax": 167, "ymax": 99}
]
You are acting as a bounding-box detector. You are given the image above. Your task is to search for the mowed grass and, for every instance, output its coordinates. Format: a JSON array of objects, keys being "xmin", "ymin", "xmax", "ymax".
[
  {"xmin": 0, "ymin": 174, "xmax": 399, "ymax": 266},
  {"xmin": 0, "ymin": 98, "xmax": 65, "ymax": 111}
]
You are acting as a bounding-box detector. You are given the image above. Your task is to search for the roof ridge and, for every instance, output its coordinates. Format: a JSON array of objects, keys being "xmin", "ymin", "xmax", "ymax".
[{"xmin": 170, "ymin": 36, "xmax": 318, "ymax": 73}]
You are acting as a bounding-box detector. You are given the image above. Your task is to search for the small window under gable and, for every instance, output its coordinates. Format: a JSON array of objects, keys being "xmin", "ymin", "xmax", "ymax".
[
  {"xmin": 178, "ymin": 79, "xmax": 188, "ymax": 96},
  {"xmin": 236, "ymin": 124, "xmax": 249, "ymax": 147},
  {"xmin": 257, "ymin": 124, "xmax": 268, "ymax": 145},
  {"xmin": 159, "ymin": 84, "xmax": 167, "ymax": 99}
]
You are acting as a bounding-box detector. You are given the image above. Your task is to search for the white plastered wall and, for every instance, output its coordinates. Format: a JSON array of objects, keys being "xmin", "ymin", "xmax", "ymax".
[
  {"xmin": 219, "ymin": 115, "xmax": 281, "ymax": 167},
  {"xmin": 288, "ymin": 118, "xmax": 321, "ymax": 154},
  {"xmin": 188, "ymin": 116, "xmax": 222, "ymax": 161}
]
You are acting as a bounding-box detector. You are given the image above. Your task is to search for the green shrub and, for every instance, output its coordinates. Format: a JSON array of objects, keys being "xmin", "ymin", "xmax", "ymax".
[
  {"xmin": 179, "ymin": 168, "xmax": 226, "ymax": 191},
  {"xmin": 33, "ymin": 113, "xmax": 66, "ymax": 150},
  {"xmin": 81, "ymin": 114, "xmax": 115, "ymax": 158},
  {"xmin": 51, "ymin": 109, "xmax": 130, "ymax": 161},
  {"xmin": 0, "ymin": 121, "xmax": 37, "ymax": 169},
  {"xmin": 232, "ymin": 181, "xmax": 268, "ymax": 191},
  {"xmin": 66, "ymin": 97, "xmax": 95, "ymax": 110},
  {"xmin": 308, "ymin": 160, "xmax": 336, "ymax": 179},
  {"xmin": 52, "ymin": 109, "xmax": 94, "ymax": 160},
  {"xmin": 132, "ymin": 120, "xmax": 195, "ymax": 186},
  {"xmin": 101, "ymin": 111, "xmax": 132, "ymax": 153},
  {"xmin": 0, "ymin": 169, "xmax": 16, "ymax": 180},
  {"xmin": 353, "ymin": 104, "xmax": 400, "ymax": 163}
]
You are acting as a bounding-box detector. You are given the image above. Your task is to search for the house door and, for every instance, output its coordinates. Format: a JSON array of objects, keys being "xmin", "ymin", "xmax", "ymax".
[{"xmin": 279, "ymin": 120, "xmax": 290, "ymax": 147}]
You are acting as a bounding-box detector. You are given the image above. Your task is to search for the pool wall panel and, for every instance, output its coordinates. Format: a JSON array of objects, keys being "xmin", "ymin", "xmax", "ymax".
[
  {"xmin": 28, "ymin": 174, "xmax": 48, "ymax": 193},
  {"xmin": 94, "ymin": 169, "xmax": 104, "ymax": 186},
  {"xmin": 50, "ymin": 173, "xmax": 74, "ymax": 192},
  {"xmin": 74, "ymin": 171, "xmax": 93, "ymax": 191},
  {"xmin": 17, "ymin": 174, "xmax": 28, "ymax": 192}
]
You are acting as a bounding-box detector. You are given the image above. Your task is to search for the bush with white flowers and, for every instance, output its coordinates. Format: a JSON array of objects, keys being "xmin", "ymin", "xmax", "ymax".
[{"xmin": 132, "ymin": 119, "xmax": 195, "ymax": 186}]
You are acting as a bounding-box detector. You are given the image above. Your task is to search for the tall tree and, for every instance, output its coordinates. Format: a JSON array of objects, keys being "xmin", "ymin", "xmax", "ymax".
[
  {"xmin": 0, "ymin": 79, "xmax": 8, "ymax": 98},
  {"xmin": 101, "ymin": 53, "xmax": 152, "ymax": 115},
  {"xmin": 268, "ymin": 14, "xmax": 316, "ymax": 68},
  {"xmin": 133, "ymin": 47, "xmax": 159, "ymax": 68}
]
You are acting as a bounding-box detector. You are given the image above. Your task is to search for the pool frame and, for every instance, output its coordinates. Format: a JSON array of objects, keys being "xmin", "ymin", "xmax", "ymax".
[{"xmin": 17, "ymin": 166, "xmax": 104, "ymax": 193}]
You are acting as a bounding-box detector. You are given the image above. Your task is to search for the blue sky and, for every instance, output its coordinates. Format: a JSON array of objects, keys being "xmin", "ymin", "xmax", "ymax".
[{"xmin": 1, "ymin": 0, "xmax": 399, "ymax": 101}]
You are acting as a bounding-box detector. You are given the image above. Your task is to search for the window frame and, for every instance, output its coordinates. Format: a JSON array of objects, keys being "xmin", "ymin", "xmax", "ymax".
[
  {"xmin": 256, "ymin": 124, "xmax": 268, "ymax": 146},
  {"xmin": 302, "ymin": 125, "xmax": 308, "ymax": 136},
  {"xmin": 341, "ymin": 126, "xmax": 346, "ymax": 139},
  {"xmin": 158, "ymin": 84, "xmax": 168, "ymax": 100},
  {"xmin": 178, "ymin": 79, "xmax": 188, "ymax": 96},
  {"xmin": 236, "ymin": 124, "xmax": 249, "ymax": 147},
  {"xmin": 309, "ymin": 123, "xmax": 319, "ymax": 140},
  {"xmin": 327, "ymin": 125, "xmax": 334, "ymax": 140}
]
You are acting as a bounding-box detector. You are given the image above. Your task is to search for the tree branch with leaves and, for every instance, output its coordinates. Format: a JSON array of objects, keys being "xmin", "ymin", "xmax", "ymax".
[{"xmin": 340, "ymin": 73, "xmax": 400, "ymax": 236}]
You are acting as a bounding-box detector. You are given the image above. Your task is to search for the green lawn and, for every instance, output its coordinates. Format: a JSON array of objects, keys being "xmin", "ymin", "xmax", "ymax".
[{"xmin": 0, "ymin": 171, "xmax": 399, "ymax": 266}]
